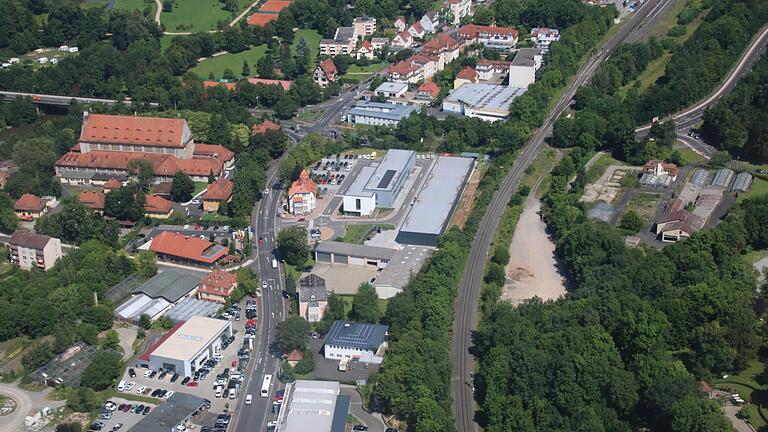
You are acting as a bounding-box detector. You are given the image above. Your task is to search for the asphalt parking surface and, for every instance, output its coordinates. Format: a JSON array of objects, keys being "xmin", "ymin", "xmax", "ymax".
[{"xmin": 88, "ymin": 397, "xmax": 156, "ymax": 432}]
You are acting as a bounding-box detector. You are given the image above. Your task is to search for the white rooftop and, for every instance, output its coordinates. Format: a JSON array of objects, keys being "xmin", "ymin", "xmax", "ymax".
[
  {"xmin": 282, "ymin": 380, "xmax": 340, "ymax": 432},
  {"xmin": 150, "ymin": 316, "xmax": 230, "ymax": 361},
  {"xmin": 444, "ymin": 83, "xmax": 527, "ymax": 112},
  {"xmin": 375, "ymin": 82, "xmax": 408, "ymax": 94}
]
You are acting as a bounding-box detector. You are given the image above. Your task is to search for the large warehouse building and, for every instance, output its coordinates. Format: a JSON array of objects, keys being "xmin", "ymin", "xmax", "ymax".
[
  {"xmin": 274, "ymin": 380, "xmax": 350, "ymax": 432},
  {"xmin": 342, "ymin": 149, "xmax": 416, "ymax": 215},
  {"xmin": 136, "ymin": 316, "xmax": 232, "ymax": 376},
  {"xmin": 396, "ymin": 156, "xmax": 474, "ymax": 247}
]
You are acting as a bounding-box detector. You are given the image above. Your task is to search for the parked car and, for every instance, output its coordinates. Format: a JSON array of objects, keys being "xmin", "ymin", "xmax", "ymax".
[
  {"xmin": 128, "ymin": 368, "xmax": 136, "ymax": 378},
  {"xmin": 142, "ymin": 406, "xmax": 150, "ymax": 415},
  {"xmin": 181, "ymin": 376, "xmax": 191, "ymax": 385},
  {"xmin": 170, "ymin": 373, "xmax": 179, "ymax": 383}
]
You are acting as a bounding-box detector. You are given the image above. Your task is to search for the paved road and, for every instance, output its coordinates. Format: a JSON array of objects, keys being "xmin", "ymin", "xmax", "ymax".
[
  {"xmin": 449, "ymin": 1, "xmax": 678, "ymax": 430},
  {"xmin": 340, "ymin": 385, "xmax": 386, "ymax": 432},
  {"xmin": 0, "ymin": 383, "xmax": 64, "ymax": 432}
]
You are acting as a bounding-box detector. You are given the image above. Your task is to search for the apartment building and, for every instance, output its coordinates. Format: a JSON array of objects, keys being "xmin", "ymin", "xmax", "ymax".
[{"xmin": 7, "ymin": 230, "xmax": 62, "ymax": 271}]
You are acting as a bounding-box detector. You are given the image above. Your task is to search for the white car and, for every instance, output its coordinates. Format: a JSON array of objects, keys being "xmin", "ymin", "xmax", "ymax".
[
  {"xmin": 183, "ymin": 224, "xmax": 190, "ymax": 230},
  {"xmin": 190, "ymin": 200, "xmax": 200, "ymax": 205},
  {"xmin": 136, "ymin": 386, "xmax": 146, "ymax": 394},
  {"xmin": 164, "ymin": 390, "xmax": 175, "ymax": 399},
  {"xmin": 143, "ymin": 370, "xmax": 153, "ymax": 378},
  {"xmin": 125, "ymin": 382, "xmax": 135, "ymax": 391},
  {"xmin": 245, "ymin": 394, "xmax": 252, "ymax": 405},
  {"xmin": 221, "ymin": 312, "xmax": 232, "ymax": 319},
  {"xmin": 104, "ymin": 401, "xmax": 117, "ymax": 411},
  {"xmin": 262, "ymin": 281, "xmax": 267, "ymax": 289},
  {"xmin": 263, "ymin": 188, "xmax": 269, "ymax": 195}
]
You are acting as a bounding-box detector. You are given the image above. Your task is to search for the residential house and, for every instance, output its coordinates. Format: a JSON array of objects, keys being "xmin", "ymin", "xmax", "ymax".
[
  {"xmin": 422, "ymin": 34, "xmax": 461, "ymax": 64},
  {"xmin": 6, "ymin": 230, "xmax": 62, "ymax": 271},
  {"xmin": 445, "ymin": 0, "xmax": 472, "ymax": 25},
  {"xmin": 323, "ymin": 321, "xmax": 389, "ymax": 364},
  {"xmin": 387, "ymin": 60, "xmax": 421, "ymax": 83},
  {"xmin": 454, "ymin": 66, "xmax": 479, "ymax": 89},
  {"xmin": 391, "ymin": 31, "xmax": 414, "ymax": 49},
  {"xmin": 371, "ymin": 37, "xmax": 389, "ymax": 52},
  {"xmin": 408, "ymin": 22, "xmax": 425, "ymax": 39},
  {"xmin": 642, "ymin": 160, "xmax": 679, "ymax": 181},
  {"xmin": 319, "ymin": 27, "xmax": 358, "ymax": 56},
  {"xmin": 285, "ymin": 350, "xmax": 303, "ymax": 367},
  {"xmin": 251, "ymin": 120, "xmax": 281, "ymax": 135},
  {"xmin": 508, "ymin": 48, "xmax": 543, "ymax": 89},
  {"xmin": 144, "ymin": 194, "xmax": 174, "ymax": 219},
  {"xmin": 420, "ymin": 11, "xmax": 440, "ymax": 34},
  {"xmin": 298, "ymin": 274, "xmax": 328, "ymax": 322},
  {"xmin": 288, "ymin": 170, "xmax": 317, "ymax": 215},
  {"xmin": 103, "ymin": 178, "xmax": 124, "ymax": 193},
  {"xmin": 353, "ymin": 16, "xmax": 377, "ymax": 36},
  {"xmin": 78, "ymin": 191, "xmax": 105, "ymax": 214},
  {"xmin": 374, "ymin": 82, "xmax": 409, "ymax": 99},
  {"xmin": 530, "ymin": 27, "xmax": 560, "ymax": 50},
  {"xmin": 410, "ymin": 54, "xmax": 442, "ymax": 79},
  {"xmin": 14, "ymin": 193, "xmax": 47, "ymax": 221},
  {"xmin": 149, "ymin": 231, "xmax": 230, "ymax": 267},
  {"xmin": 394, "ymin": 16, "xmax": 406, "ymax": 32},
  {"xmin": 417, "ymin": 80, "xmax": 441, "ymax": 101},
  {"xmin": 476, "ymin": 59, "xmax": 511, "ymax": 80},
  {"xmin": 313, "ymin": 59, "xmax": 338, "ymax": 88},
  {"xmin": 458, "ymin": 24, "xmax": 519, "ymax": 52},
  {"xmin": 356, "ymin": 40, "xmax": 375, "ymax": 60},
  {"xmin": 193, "ymin": 144, "xmax": 235, "ymax": 170},
  {"xmin": 202, "ymin": 178, "xmax": 234, "ymax": 213},
  {"xmin": 197, "ymin": 269, "xmax": 238, "ymax": 303}
]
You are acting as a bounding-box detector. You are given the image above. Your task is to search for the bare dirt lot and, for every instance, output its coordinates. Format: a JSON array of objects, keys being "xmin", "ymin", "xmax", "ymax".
[
  {"xmin": 449, "ymin": 164, "xmax": 484, "ymax": 229},
  {"xmin": 580, "ymin": 165, "xmax": 639, "ymax": 204},
  {"xmin": 501, "ymin": 199, "xmax": 567, "ymax": 305}
]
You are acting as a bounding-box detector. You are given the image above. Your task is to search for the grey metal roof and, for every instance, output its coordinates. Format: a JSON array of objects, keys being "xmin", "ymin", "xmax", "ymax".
[
  {"xmin": 114, "ymin": 294, "xmax": 171, "ymax": 321},
  {"xmin": 444, "ymin": 83, "xmax": 527, "ymax": 111},
  {"xmin": 398, "ymin": 156, "xmax": 473, "ymax": 236},
  {"xmin": 364, "ymin": 149, "xmax": 415, "ymax": 192},
  {"xmin": 324, "ymin": 321, "xmax": 388, "ymax": 351},
  {"xmin": 511, "ymin": 48, "xmax": 542, "ymax": 67},
  {"xmin": 298, "ymin": 275, "xmax": 328, "ymax": 302},
  {"xmin": 345, "ymin": 166, "xmax": 377, "ymax": 198},
  {"xmin": 330, "ymin": 394, "xmax": 350, "ymax": 432},
  {"xmin": 281, "ymin": 380, "xmax": 341, "ymax": 432},
  {"xmin": 732, "ymin": 172, "xmax": 753, "ymax": 192},
  {"xmin": 315, "ymin": 241, "xmax": 396, "ymax": 261},
  {"xmin": 334, "ymin": 27, "xmax": 356, "ymax": 41},
  {"xmin": 128, "ymin": 392, "xmax": 204, "ymax": 432},
  {"xmin": 711, "ymin": 168, "xmax": 734, "ymax": 188},
  {"xmin": 375, "ymin": 82, "xmax": 408, "ymax": 94},
  {"xmin": 691, "ymin": 169, "xmax": 710, "ymax": 186},
  {"xmin": 132, "ymin": 269, "xmax": 201, "ymax": 303},
  {"xmin": 58, "ymin": 170, "xmax": 95, "ymax": 179},
  {"xmin": 347, "ymin": 101, "xmax": 418, "ymax": 121},
  {"xmin": 163, "ymin": 297, "xmax": 221, "ymax": 322}
]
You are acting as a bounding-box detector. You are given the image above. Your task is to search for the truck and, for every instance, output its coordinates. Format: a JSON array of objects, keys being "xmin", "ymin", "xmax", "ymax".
[
  {"xmin": 272, "ymin": 259, "xmax": 278, "ymax": 269},
  {"xmin": 338, "ymin": 357, "xmax": 350, "ymax": 372}
]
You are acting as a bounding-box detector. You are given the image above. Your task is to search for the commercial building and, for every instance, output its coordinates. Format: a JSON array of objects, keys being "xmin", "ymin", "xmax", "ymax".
[
  {"xmin": 314, "ymin": 241, "xmax": 396, "ymax": 269},
  {"xmin": 732, "ymin": 172, "xmax": 753, "ymax": 193},
  {"xmin": 323, "ymin": 321, "xmax": 388, "ymax": 364},
  {"xmin": 342, "ymin": 149, "xmax": 416, "ymax": 214},
  {"xmin": 374, "ymin": 82, "xmax": 409, "ymax": 99},
  {"xmin": 14, "ymin": 193, "xmax": 48, "ymax": 221},
  {"xmin": 202, "ymin": 178, "xmax": 233, "ymax": 213},
  {"xmin": 288, "ymin": 170, "xmax": 317, "ymax": 215},
  {"xmin": 136, "ymin": 316, "xmax": 232, "ymax": 376},
  {"xmin": 6, "ymin": 230, "xmax": 62, "ymax": 271},
  {"xmin": 274, "ymin": 380, "xmax": 350, "ymax": 432},
  {"xmin": 346, "ymin": 101, "xmax": 419, "ymax": 126},
  {"xmin": 508, "ymin": 48, "xmax": 543, "ymax": 89},
  {"xmin": 149, "ymin": 231, "xmax": 230, "ymax": 267},
  {"xmin": 128, "ymin": 393, "xmax": 205, "ymax": 432},
  {"xmin": 114, "ymin": 269, "xmax": 202, "ymax": 324},
  {"xmin": 298, "ymin": 274, "xmax": 328, "ymax": 322},
  {"xmin": 396, "ymin": 156, "xmax": 473, "ymax": 247},
  {"xmin": 458, "ymin": 24, "xmax": 519, "ymax": 52},
  {"xmin": 197, "ymin": 269, "xmax": 238, "ymax": 303},
  {"xmin": 442, "ymin": 83, "xmax": 527, "ymax": 122}
]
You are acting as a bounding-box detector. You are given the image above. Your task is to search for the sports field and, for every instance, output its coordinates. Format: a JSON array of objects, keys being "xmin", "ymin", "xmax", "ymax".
[
  {"xmin": 160, "ymin": 0, "xmax": 253, "ymax": 32},
  {"xmin": 191, "ymin": 45, "xmax": 267, "ymax": 79}
]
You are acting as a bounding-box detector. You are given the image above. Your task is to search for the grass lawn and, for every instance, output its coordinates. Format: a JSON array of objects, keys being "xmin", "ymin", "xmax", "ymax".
[
  {"xmin": 737, "ymin": 178, "xmax": 768, "ymax": 203},
  {"xmin": 160, "ymin": 35, "xmax": 178, "ymax": 52},
  {"xmin": 337, "ymin": 294, "xmax": 388, "ymax": 316},
  {"xmin": 675, "ymin": 145, "xmax": 704, "ymax": 165},
  {"xmin": 346, "ymin": 62, "xmax": 387, "ymax": 75},
  {"xmin": 521, "ymin": 146, "xmax": 560, "ymax": 196},
  {"xmin": 194, "ymin": 181, "xmax": 208, "ymax": 196},
  {"xmin": 291, "ymin": 29, "xmax": 322, "ymax": 65},
  {"xmin": 585, "ymin": 152, "xmax": 624, "ymax": 184},
  {"xmin": 191, "ymin": 45, "xmax": 267, "ymax": 79},
  {"xmin": 340, "ymin": 224, "xmax": 395, "ymax": 244},
  {"xmin": 298, "ymin": 110, "xmax": 323, "ymax": 122},
  {"xmin": 624, "ymin": 192, "xmax": 662, "ymax": 224},
  {"xmin": 112, "ymin": 0, "xmax": 156, "ymax": 13},
  {"xmin": 714, "ymin": 360, "xmax": 768, "ymax": 429},
  {"xmin": 743, "ymin": 249, "xmax": 768, "ymax": 265},
  {"xmin": 160, "ymin": 0, "xmax": 253, "ymax": 32}
]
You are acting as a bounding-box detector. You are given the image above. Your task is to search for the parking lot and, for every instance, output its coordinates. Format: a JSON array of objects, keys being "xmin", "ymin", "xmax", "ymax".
[{"xmin": 85, "ymin": 397, "xmax": 157, "ymax": 432}]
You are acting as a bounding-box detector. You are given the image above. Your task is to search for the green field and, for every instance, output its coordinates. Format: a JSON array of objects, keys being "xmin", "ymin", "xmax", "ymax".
[
  {"xmin": 112, "ymin": 0, "xmax": 156, "ymax": 13},
  {"xmin": 191, "ymin": 45, "xmax": 267, "ymax": 79},
  {"xmin": 715, "ymin": 361, "xmax": 768, "ymax": 430},
  {"xmin": 737, "ymin": 177, "xmax": 768, "ymax": 203},
  {"xmin": 340, "ymin": 224, "xmax": 395, "ymax": 244},
  {"xmin": 674, "ymin": 145, "xmax": 704, "ymax": 165},
  {"xmin": 337, "ymin": 294, "xmax": 388, "ymax": 316},
  {"xmin": 291, "ymin": 29, "xmax": 322, "ymax": 64},
  {"xmin": 160, "ymin": 0, "xmax": 253, "ymax": 32}
]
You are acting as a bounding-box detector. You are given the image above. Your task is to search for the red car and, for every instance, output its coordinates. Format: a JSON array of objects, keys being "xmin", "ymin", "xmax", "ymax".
[
  {"xmin": 258, "ymin": 237, "xmax": 264, "ymax": 244},
  {"xmin": 187, "ymin": 381, "xmax": 199, "ymax": 387},
  {"xmin": 231, "ymin": 360, "xmax": 238, "ymax": 367}
]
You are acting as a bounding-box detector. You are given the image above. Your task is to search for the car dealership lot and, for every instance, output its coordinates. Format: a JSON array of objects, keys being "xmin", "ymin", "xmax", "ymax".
[{"xmin": 87, "ymin": 397, "xmax": 156, "ymax": 432}]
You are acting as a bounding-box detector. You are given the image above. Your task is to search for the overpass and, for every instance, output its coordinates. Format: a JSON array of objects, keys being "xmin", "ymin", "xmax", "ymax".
[{"xmin": 0, "ymin": 90, "xmax": 159, "ymax": 107}]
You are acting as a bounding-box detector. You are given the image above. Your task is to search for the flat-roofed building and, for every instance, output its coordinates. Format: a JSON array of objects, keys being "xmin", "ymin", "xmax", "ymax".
[
  {"xmin": 442, "ymin": 83, "xmax": 527, "ymax": 122},
  {"xmin": 274, "ymin": 380, "xmax": 350, "ymax": 432},
  {"xmin": 346, "ymin": 101, "xmax": 419, "ymax": 126},
  {"xmin": 342, "ymin": 166, "xmax": 377, "ymax": 216},
  {"xmin": 396, "ymin": 156, "xmax": 474, "ymax": 246},
  {"xmin": 374, "ymin": 82, "xmax": 409, "ymax": 99},
  {"xmin": 323, "ymin": 321, "xmax": 388, "ymax": 363},
  {"xmin": 353, "ymin": 16, "xmax": 377, "ymax": 36},
  {"xmin": 341, "ymin": 149, "xmax": 416, "ymax": 214},
  {"xmin": 508, "ymin": 48, "xmax": 544, "ymax": 88},
  {"xmin": 314, "ymin": 241, "xmax": 396, "ymax": 269},
  {"xmin": 114, "ymin": 269, "xmax": 202, "ymax": 324},
  {"xmin": 128, "ymin": 393, "xmax": 205, "ymax": 432},
  {"xmin": 136, "ymin": 316, "xmax": 232, "ymax": 376}
]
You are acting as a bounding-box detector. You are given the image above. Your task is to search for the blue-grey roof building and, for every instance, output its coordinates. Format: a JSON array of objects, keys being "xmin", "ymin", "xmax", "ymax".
[
  {"xmin": 114, "ymin": 269, "xmax": 202, "ymax": 325},
  {"xmin": 128, "ymin": 392, "xmax": 204, "ymax": 432},
  {"xmin": 731, "ymin": 172, "xmax": 753, "ymax": 192},
  {"xmin": 442, "ymin": 83, "xmax": 527, "ymax": 122},
  {"xmin": 346, "ymin": 101, "xmax": 418, "ymax": 126},
  {"xmin": 711, "ymin": 168, "xmax": 734, "ymax": 188},
  {"xmin": 323, "ymin": 321, "xmax": 389, "ymax": 364},
  {"xmin": 342, "ymin": 149, "xmax": 416, "ymax": 213},
  {"xmin": 274, "ymin": 380, "xmax": 350, "ymax": 432}
]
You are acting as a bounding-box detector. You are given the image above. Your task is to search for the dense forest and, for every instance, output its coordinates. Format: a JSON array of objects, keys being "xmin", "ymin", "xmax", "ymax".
[{"xmin": 702, "ymin": 55, "xmax": 768, "ymax": 162}]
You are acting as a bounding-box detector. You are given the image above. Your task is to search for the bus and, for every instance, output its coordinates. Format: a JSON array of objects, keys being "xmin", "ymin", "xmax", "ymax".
[{"xmin": 260, "ymin": 374, "xmax": 272, "ymax": 397}]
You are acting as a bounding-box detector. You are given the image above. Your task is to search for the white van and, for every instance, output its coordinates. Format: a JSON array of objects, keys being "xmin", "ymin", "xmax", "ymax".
[
  {"xmin": 117, "ymin": 380, "xmax": 126, "ymax": 392},
  {"xmin": 228, "ymin": 388, "xmax": 236, "ymax": 399},
  {"xmin": 245, "ymin": 394, "xmax": 252, "ymax": 405}
]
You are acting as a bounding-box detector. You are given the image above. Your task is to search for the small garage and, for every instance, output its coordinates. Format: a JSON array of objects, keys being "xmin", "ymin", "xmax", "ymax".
[
  {"xmin": 313, "ymin": 241, "xmax": 395, "ymax": 270},
  {"xmin": 316, "ymin": 252, "xmax": 333, "ymax": 263}
]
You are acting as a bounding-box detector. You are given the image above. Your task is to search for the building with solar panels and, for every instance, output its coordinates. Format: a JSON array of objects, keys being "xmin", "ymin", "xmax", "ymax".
[
  {"xmin": 342, "ymin": 149, "xmax": 416, "ymax": 215},
  {"xmin": 323, "ymin": 321, "xmax": 389, "ymax": 364}
]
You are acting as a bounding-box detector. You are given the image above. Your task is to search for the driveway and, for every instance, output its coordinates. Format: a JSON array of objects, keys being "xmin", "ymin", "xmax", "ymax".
[
  {"xmin": 0, "ymin": 382, "xmax": 64, "ymax": 432},
  {"xmin": 115, "ymin": 326, "xmax": 138, "ymax": 360},
  {"xmin": 340, "ymin": 384, "xmax": 385, "ymax": 432}
]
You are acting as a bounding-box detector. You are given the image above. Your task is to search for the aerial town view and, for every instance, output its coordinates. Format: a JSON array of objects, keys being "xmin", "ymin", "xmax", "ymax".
[{"xmin": 0, "ymin": 0, "xmax": 768, "ymax": 431}]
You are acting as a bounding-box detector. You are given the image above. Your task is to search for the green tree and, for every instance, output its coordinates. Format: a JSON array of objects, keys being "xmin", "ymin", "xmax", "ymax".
[
  {"xmin": 101, "ymin": 330, "xmax": 120, "ymax": 351},
  {"xmin": 275, "ymin": 316, "xmax": 310, "ymax": 352},
  {"xmin": 0, "ymin": 195, "xmax": 18, "ymax": 233},
  {"xmin": 127, "ymin": 159, "xmax": 154, "ymax": 191},
  {"xmin": 619, "ymin": 210, "xmax": 644, "ymax": 233},
  {"xmin": 138, "ymin": 314, "xmax": 152, "ymax": 330},
  {"xmin": 105, "ymin": 186, "xmax": 145, "ymax": 221},
  {"xmin": 257, "ymin": 53, "xmax": 275, "ymax": 78},
  {"xmin": 22, "ymin": 341, "xmax": 53, "ymax": 371},
  {"xmin": 274, "ymin": 96, "xmax": 298, "ymax": 119},
  {"xmin": 83, "ymin": 305, "xmax": 115, "ymax": 331},
  {"xmin": 326, "ymin": 293, "xmax": 346, "ymax": 321},
  {"xmin": 56, "ymin": 422, "xmax": 83, "ymax": 432},
  {"xmin": 77, "ymin": 323, "xmax": 99, "ymax": 345},
  {"xmin": 53, "ymin": 325, "xmax": 74, "ymax": 354},
  {"xmin": 171, "ymin": 172, "xmax": 195, "ymax": 202},
  {"xmin": 277, "ymin": 226, "xmax": 310, "ymax": 266},
  {"xmin": 81, "ymin": 351, "xmax": 123, "ymax": 391},
  {"xmin": 294, "ymin": 349, "xmax": 315, "ymax": 374},
  {"xmin": 241, "ymin": 60, "xmax": 251, "ymax": 77},
  {"xmin": 66, "ymin": 387, "xmax": 101, "ymax": 413},
  {"xmin": 136, "ymin": 251, "xmax": 157, "ymax": 278},
  {"xmin": 295, "ymin": 36, "xmax": 311, "ymax": 75},
  {"xmin": 349, "ymin": 283, "xmax": 381, "ymax": 324},
  {"xmin": 484, "ymin": 262, "xmax": 506, "ymax": 286}
]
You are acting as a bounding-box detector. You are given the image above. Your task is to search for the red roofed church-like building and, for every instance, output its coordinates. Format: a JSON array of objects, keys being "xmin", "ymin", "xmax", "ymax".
[
  {"xmin": 197, "ymin": 270, "xmax": 239, "ymax": 303},
  {"xmin": 55, "ymin": 113, "xmax": 234, "ymax": 186},
  {"xmin": 149, "ymin": 231, "xmax": 229, "ymax": 267},
  {"xmin": 288, "ymin": 170, "xmax": 317, "ymax": 215}
]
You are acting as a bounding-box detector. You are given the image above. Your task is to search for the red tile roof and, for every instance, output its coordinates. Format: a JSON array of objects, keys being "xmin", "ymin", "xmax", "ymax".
[
  {"xmin": 202, "ymin": 81, "xmax": 237, "ymax": 90},
  {"xmin": 103, "ymin": 178, "xmax": 123, "ymax": 190},
  {"xmin": 56, "ymin": 151, "xmax": 224, "ymax": 178},
  {"xmin": 418, "ymin": 80, "xmax": 440, "ymax": 98},
  {"xmin": 394, "ymin": 31, "xmax": 413, "ymax": 44},
  {"xmin": 642, "ymin": 160, "xmax": 679, "ymax": 178},
  {"xmin": 456, "ymin": 66, "xmax": 479, "ymax": 82},
  {"xmin": 458, "ymin": 24, "xmax": 519, "ymax": 40},
  {"xmin": 203, "ymin": 178, "xmax": 234, "ymax": 201},
  {"xmin": 79, "ymin": 191, "xmax": 105, "ymax": 211},
  {"xmin": 318, "ymin": 59, "xmax": 337, "ymax": 77},
  {"xmin": 423, "ymin": 34, "xmax": 460, "ymax": 54},
  {"xmin": 144, "ymin": 194, "xmax": 173, "ymax": 215},
  {"xmin": 388, "ymin": 60, "xmax": 420, "ymax": 77},
  {"xmin": 14, "ymin": 194, "xmax": 45, "ymax": 212},
  {"xmin": 198, "ymin": 269, "xmax": 238, "ymax": 298},
  {"xmin": 80, "ymin": 114, "xmax": 188, "ymax": 148},
  {"xmin": 150, "ymin": 231, "xmax": 229, "ymax": 264},
  {"xmin": 358, "ymin": 40, "xmax": 373, "ymax": 51},
  {"xmin": 285, "ymin": 349, "xmax": 303, "ymax": 362},
  {"xmin": 193, "ymin": 144, "xmax": 235, "ymax": 162},
  {"xmin": 251, "ymin": 120, "xmax": 281, "ymax": 135},
  {"xmin": 9, "ymin": 230, "xmax": 53, "ymax": 249},
  {"xmin": 288, "ymin": 170, "xmax": 317, "ymax": 197},
  {"xmin": 246, "ymin": 78, "xmax": 293, "ymax": 91},
  {"xmin": 410, "ymin": 22, "xmax": 424, "ymax": 34}
]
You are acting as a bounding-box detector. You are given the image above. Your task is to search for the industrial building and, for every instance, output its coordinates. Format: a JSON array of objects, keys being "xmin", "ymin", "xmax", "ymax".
[
  {"xmin": 342, "ymin": 149, "xmax": 416, "ymax": 214},
  {"xmin": 323, "ymin": 321, "xmax": 389, "ymax": 364},
  {"xmin": 135, "ymin": 316, "xmax": 232, "ymax": 376},
  {"xmin": 442, "ymin": 83, "xmax": 527, "ymax": 122},
  {"xmin": 114, "ymin": 269, "xmax": 202, "ymax": 325},
  {"xmin": 508, "ymin": 48, "xmax": 543, "ymax": 88},
  {"xmin": 396, "ymin": 156, "xmax": 474, "ymax": 247},
  {"xmin": 274, "ymin": 380, "xmax": 350, "ymax": 432},
  {"xmin": 314, "ymin": 241, "xmax": 395, "ymax": 269},
  {"xmin": 345, "ymin": 101, "xmax": 418, "ymax": 126}
]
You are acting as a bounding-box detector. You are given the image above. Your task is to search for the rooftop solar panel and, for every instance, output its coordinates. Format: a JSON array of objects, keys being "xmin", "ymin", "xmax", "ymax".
[{"xmin": 377, "ymin": 170, "xmax": 396, "ymax": 189}]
